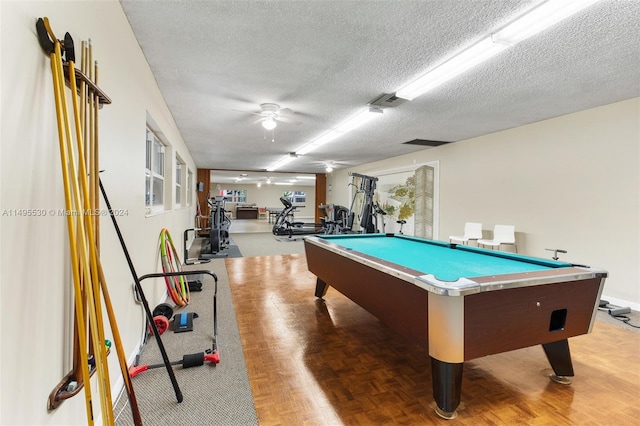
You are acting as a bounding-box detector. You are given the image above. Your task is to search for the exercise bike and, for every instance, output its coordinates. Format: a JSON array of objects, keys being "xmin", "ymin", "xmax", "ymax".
[
  {"xmin": 372, "ymin": 202, "xmax": 387, "ymax": 233},
  {"xmin": 319, "ymin": 203, "xmax": 350, "ymax": 234},
  {"xmin": 272, "ymin": 197, "xmax": 324, "ymax": 238}
]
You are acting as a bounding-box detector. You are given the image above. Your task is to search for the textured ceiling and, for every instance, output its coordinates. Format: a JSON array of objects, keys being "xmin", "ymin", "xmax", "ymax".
[{"xmin": 120, "ymin": 0, "xmax": 640, "ymax": 176}]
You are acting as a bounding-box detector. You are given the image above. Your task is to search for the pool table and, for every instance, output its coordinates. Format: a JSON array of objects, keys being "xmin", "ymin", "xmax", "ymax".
[{"xmin": 304, "ymin": 233, "xmax": 607, "ymax": 419}]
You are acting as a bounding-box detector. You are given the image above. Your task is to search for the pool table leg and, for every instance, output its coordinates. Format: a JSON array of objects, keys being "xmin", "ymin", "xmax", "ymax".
[
  {"xmin": 542, "ymin": 339, "xmax": 574, "ymax": 383},
  {"xmin": 431, "ymin": 357, "xmax": 463, "ymax": 419},
  {"xmin": 314, "ymin": 278, "xmax": 328, "ymax": 298}
]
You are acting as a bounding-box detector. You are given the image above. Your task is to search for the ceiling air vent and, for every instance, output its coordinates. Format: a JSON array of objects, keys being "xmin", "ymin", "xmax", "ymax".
[
  {"xmin": 402, "ymin": 139, "xmax": 452, "ymax": 147},
  {"xmin": 368, "ymin": 93, "xmax": 407, "ymax": 108}
]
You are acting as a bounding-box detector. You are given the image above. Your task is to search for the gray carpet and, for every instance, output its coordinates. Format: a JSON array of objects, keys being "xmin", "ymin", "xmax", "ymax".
[
  {"xmin": 595, "ymin": 307, "xmax": 640, "ymax": 331},
  {"xmin": 190, "ymin": 237, "xmax": 243, "ymax": 260},
  {"xmin": 229, "ymin": 232, "xmax": 305, "ymax": 258},
  {"xmin": 114, "ymin": 258, "xmax": 258, "ymax": 425}
]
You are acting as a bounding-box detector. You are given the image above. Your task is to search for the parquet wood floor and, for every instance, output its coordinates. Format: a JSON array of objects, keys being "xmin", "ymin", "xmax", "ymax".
[{"xmin": 227, "ymin": 254, "xmax": 640, "ymax": 425}]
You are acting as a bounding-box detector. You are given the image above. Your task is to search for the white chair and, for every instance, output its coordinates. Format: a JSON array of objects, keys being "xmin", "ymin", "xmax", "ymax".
[
  {"xmin": 449, "ymin": 222, "xmax": 483, "ymax": 245},
  {"xmin": 478, "ymin": 225, "xmax": 517, "ymax": 252}
]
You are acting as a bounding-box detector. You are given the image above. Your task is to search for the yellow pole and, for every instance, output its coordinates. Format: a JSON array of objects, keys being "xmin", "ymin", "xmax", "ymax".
[
  {"xmin": 44, "ymin": 18, "xmax": 112, "ymax": 424},
  {"xmin": 44, "ymin": 19, "xmax": 95, "ymax": 425}
]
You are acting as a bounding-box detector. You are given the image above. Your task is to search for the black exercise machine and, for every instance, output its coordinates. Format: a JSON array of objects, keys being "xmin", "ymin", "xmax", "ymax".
[
  {"xmin": 345, "ymin": 172, "xmax": 380, "ymax": 234},
  {"xmin": 272, "ymin": 197, "xmax": 325, "ymax": 238},
  {"xmin": 318, "ymin": 203, "xmax": 350, "ymax": 234},
  {"xmin": 315, "ymin": 173, "xmax": 382, "ymax": 235},
  {"xmin": 204, "ymin": 195, "xmax": 231, "ymax": 256},
  {"xmin": 184, "ymin": 195, "xmax": 232, "ymax": 262},
  {"xmin": 271, "ymin": 172, "xmax": 382, "ymax": 237}
]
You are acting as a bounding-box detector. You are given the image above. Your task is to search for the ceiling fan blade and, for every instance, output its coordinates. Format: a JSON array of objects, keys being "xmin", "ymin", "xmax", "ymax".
[
  {"xmin": 276, "ymin": 115, "xmax": 302, "ymax": 125},
  {"xmin": 230, "ymin": 109, "xmax": 263, "ymax": 116}
]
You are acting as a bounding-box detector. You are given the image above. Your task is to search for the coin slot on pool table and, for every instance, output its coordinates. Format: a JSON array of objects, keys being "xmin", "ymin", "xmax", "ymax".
[{"xmin": 549, "ymin": 308, "xmax": 567, "ymax": 332}]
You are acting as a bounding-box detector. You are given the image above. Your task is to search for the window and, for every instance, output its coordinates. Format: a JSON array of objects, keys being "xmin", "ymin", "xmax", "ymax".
[
  {"xmin": 175, "ymin": 156, "xmax": 184, "ymax": 207},
  {"xmin": 187, "ymin": 169, "xmax": 193, "ymax": 206},
  {"xmin": 284, "ymin": 190, "xmax": 306, "ymax": 204},
  {"xmin": 221, "ymin": 189, "xmax": 246, "ymax": 203},
  {"xmin": 145, "ymin": 127, "xmax": 165, "ymax": 211}
]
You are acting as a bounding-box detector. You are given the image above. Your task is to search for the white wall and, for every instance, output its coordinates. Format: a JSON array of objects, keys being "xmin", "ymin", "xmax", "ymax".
[
  {"xmin": 1, "ymin": 1, "xmax": 197, "ymax": 424},
  {"xmin": 328, "ymin": 98, "xmax": 640, "ymax": 308}
]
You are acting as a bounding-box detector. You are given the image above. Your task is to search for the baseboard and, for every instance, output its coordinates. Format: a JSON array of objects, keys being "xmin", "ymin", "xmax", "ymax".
[{"xmin": 600, "ymin": 294, "xmax": 639, "ymax": 312}]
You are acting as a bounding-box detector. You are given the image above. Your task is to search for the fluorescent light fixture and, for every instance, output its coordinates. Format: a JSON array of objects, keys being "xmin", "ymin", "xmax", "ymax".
[
  {"xmin": 296, "ymin": 176, "xmax": 316, "ymax": 180},
  {"xmin": 261, "ymin": 117, "xmax": 277, "ymax": 130},
  {"xmin": 274, "ymin": 182, "xmax": 294, "ymax": 186},
  {"xmin": 266, "ymin": 156, "xmax": 294, "ymax": 171},
  {"xmin": 396, "ymin": 0, "xmax": 603, "ymax": 101},
  {"xmin": 266, "ymin": 106, "xmax": 384, "ymax": 171},
  {"xmin": 335, "ymin": 107, "xmax": 382, "ymax": 133},
  {"xmin": 493, "ymin": 0, "xmax": 602, "ymax": 45},
  {"xmin": 396, "ymin": 37, "xmax": 507, "ymax": 100},
  {"xmin": 295, "ymin": 143, "xmax": 318, "ymax": 156},
  {"xmin": 297, "ymin": 130, "xmax": 342, "ymax": 155},
  {"xmin": 297, "ymin": 108, "xmax": 383, "ymax": 156}
]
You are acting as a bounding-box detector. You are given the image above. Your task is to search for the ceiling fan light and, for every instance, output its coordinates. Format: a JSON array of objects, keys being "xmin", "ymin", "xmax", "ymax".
[{"xmin": 262, "ymin": 117, "xmax": 277, "ymax": 130}]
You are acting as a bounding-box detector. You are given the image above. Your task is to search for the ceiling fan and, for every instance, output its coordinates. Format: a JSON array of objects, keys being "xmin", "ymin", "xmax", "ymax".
[
  {"xmin": 236, "ymin": 103, "xmax": 302, "ymax": 130},
  {"xmin": 312, "ymin": 160, "xmax": 353, "ymax": 173}
]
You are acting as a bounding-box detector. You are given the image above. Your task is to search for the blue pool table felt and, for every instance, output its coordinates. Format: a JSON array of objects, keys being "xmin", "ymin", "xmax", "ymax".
[{"xmin": 319, "ymin": 234, "xmax": 572, "ymax": 282}]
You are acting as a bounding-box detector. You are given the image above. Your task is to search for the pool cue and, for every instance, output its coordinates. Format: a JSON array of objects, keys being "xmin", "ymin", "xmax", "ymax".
[
  {"xmin": 86, "ymin": 47, "xmax": 99, "ymax": 363},
  {"xmin": 83, "ymin": 39, "xmax": 97, "ymax": 363},
  {"xmin": 75, "ymin": 39, "xmax": 90, "ymax": 389},
  {"xmin": 94, "ymin": 59, "xmax": 101, "ymax": 248},
  {"xmin": 89, "ymin": 40, "xmax": 100, "ymax": 249},
  {"xmin": 82, "ymin": 44, "xmax": 95, "ymax": 364},
  {"xmin": 64, "ymin": 32, "xmax": 115, "ymax": 424}
]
